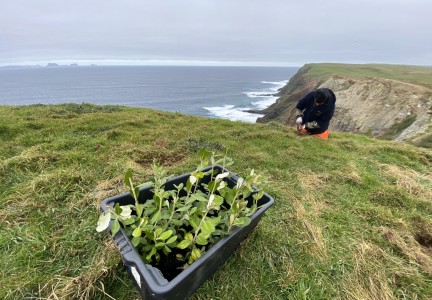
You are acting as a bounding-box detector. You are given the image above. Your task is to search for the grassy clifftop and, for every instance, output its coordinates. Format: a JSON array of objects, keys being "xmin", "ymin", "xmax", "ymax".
[
  {"xmin": 1, "ymin": 103, "xmax": 432, "ymax": 299},
  {"xmin": 304, "ymin": 63, "xmax": 432, "ymax": 89}
]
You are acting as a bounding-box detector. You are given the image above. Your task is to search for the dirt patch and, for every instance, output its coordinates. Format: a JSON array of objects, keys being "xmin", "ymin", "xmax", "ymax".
[
  {"xmin": 415, "ymin": 232, "xmax": 432, "ymax": 249},
  {"xmin": 132, "ymin": 148, "xmax": 187, "ymax": 167},
  {"xmin": 382, "ymin": 227, "xmax": 432, "ymax": 276},
  {"xmin": 154, "ymin": 138, "xmax": 170, "ymax": 148},
  {"xmin": 186, "ymin": 138, "xmax": 224, "ymax": 153},
  {"xmin": 413, "ymin": 220, "xmax": 432, "ymax": 253}
]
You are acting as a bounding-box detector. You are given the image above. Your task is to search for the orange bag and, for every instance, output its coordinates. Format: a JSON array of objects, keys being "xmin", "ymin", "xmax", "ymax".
[
  {"xmin": 312, "ymin": 130, "xmax": 329, "ymax": 139},
  {"xmin": 296, "ymin": 128, "xmax": 329, "ymax": 139}
]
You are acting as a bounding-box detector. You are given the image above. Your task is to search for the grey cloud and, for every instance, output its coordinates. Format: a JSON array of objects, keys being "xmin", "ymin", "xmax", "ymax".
[{"xmin": 1, "ymin": 0, "xmax": 431, "ymax": 66}]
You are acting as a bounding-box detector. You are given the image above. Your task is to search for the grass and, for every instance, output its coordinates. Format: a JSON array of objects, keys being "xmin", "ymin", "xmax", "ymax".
[
  {"xmin": 1, "ymin": 103, "xmax": 432, "ymax": 300},
  {"xmin": 304, "ymin": 63, "xmax": 432, "ymax": 89}
]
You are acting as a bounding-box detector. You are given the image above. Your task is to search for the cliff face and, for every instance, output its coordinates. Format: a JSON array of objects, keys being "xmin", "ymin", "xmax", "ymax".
[{"xmin": 258, "ymin": 65, "xmax": 432, "ymax": 143}]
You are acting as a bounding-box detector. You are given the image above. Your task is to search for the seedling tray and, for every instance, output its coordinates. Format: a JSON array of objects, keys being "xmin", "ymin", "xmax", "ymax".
[{"xmin": 100, "ymin": 165, "xmax": 274, "ymax": 299}]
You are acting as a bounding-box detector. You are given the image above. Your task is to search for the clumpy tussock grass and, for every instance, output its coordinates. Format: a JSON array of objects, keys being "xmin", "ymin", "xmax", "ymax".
[{"xmin": 1, "ymin": 103, "xmax": 431, "ymax": 299}]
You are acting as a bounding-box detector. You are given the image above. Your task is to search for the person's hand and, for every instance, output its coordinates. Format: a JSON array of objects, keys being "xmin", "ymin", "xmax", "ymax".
[{"xmin": 297, "ymin": 124, "xmax": 305, "ymax": 130}]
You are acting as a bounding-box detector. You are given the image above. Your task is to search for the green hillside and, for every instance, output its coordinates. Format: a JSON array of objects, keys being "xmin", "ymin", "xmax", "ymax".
[
  {"xmin": 1, "ymin": 103, "xmax": 431, "ymax": 299},
  {"xmin": 303, "ymin": 63, "xmax": 432, "ymax": 89}
]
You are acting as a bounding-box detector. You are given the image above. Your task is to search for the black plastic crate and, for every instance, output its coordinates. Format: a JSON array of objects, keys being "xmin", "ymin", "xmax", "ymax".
[{"xmin": 100, "ymin": 165, "xmax": 274, "ymax": 299}]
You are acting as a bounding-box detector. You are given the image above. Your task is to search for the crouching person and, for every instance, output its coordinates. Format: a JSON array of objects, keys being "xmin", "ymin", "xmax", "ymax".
[{"xmin": 294, "ymin": 88, "xmax": 336, "ymax": 139}]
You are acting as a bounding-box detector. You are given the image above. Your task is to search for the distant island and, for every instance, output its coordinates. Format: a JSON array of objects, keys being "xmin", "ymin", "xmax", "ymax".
[
  {"xmin": 46, "ymin": 63, "xmax": 83, "ymax": 67},
  {"xmin": 0, "ymin": 63, "xmax": 98, "ymax": 69}
]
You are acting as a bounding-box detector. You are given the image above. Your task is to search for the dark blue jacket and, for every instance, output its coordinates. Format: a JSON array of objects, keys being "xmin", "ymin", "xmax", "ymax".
[{"xmin": 296, "ymin": 88, "xmax": 336, "ymax": 134}]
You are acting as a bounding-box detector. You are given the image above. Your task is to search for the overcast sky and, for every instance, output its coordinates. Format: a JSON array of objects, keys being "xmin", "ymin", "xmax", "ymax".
[{"xmin": 1, "ymin": 0, "xmax": 431, "ymax": 67}]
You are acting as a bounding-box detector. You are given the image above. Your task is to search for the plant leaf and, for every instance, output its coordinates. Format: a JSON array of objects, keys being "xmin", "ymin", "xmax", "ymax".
[
  {"xmin": 234, "ymin": 217, "xmax": 251, "ymax": 227},
  {"xmin": 111, "ymin": 219, "xmax": 121, "ymax": 236},
  {"xmin": 217, "ymin": 181, "xmax": 226, "ymax": 190},
  {"xmin": 150, "ymin": 210, "xmax": 162, "ymax": 224},
  {"xmin": 145, "ymin": 247, "xmax": 157, "ymax": 261},
  {"xmin": 166, "ymin": 235, "xmax": 177, "ymax": 245},
  {"xmin": 174, "ymin": 182, "xmax": 184, "ymax": 191},
  {"xmin": 196, "ymin": 234, "xmax": 208, "ymax": 246},
  {"xmin": 189, "ymin": 215, "xmax": 200, "ymax": 230},
  {"xmin": 201, "ymin": 219, "xmax": 216, "ymax": 235},
  {"xmin": 137, "ymin": 181, "xmax": 153, "ymax": 189},
  {"xmin": 157, "ymin": 230, "xmax": 173, "ymax": 241},
  {"xmin": 124, "ymin": 170, "xmax": 139, "ymax": 201},
  {"xmin": 236, "ymin": 177, "xmax": 244, "ymax": 189},
  {"xmin": 191, "ymin": 247, "xmax": 202, "ymax": 263},
  {"xmin": 96, "ymin": 211, "xmax": 111, "ymax": 232},
  {"xmin": 216, "ymin": 172, "xmax": 230, "ymax": 180},
  {"xmin": 154, "ymin": 227, "xmax": 163, "ymax": 238},
  {"xmin": 223, "ymin": 188, "xmax": 236, "ymax": 206},
  {"xmin": 122, "ymin": 217, "xmax": 136, "ymax": 226},
  {"xmin": 190, "ymin": 194, "xmax": 207, "ymax": 202},
  {"xmin": 229, "ymin": 214, "xmax": 236, "ymax": 226},
  {"xmin": 253, "ymin": 190, "xmax": 264, "ymax": 201},
  {"xmin": 155, "ymin": 242, "xmax": 165, "ymax": 249},
  {"xmin": 124, "ymin": 169, "xmax": 133, "ymax": 187},
  {"xmin": 114, "ymin": 203, "xmax": 122, "ymax": 215},
  {"xmin": 164, "ymin": 245, "xmax": 172, "ymax": 254},
  {"xmin": 185, "ymin": 232, "xmax": 193, "ymax": 241},
  {"xmin": 189, "ymin": 175, "xmax": 197, "ymax": 185},
  {"xmin": 176, "ymin": 206, "xmax": 190, "ymax": 212},
  {"xmin": 198, "ymin": 149, "xmax": 211, "ymax": 161},
  {"xmin": 177, "ymin": 239, "xmax": 192, "ymax": 249},
  {"xmin": 207, "ymin": 194, "xmax": 215, "ymax": 208},
  {"xmin": 131, "ymin": 236, "xmax": 141, "ymax": 247},
  {"xmin": 135, "ymin": 203, "xmax": 144, "ymax": 219},
  {"xmin": 120, "ymin": 205, "xmax": 132, "ymax": 217},
  {"xmin": 132, "ymin": 227, "xmax": 142, "ymax": 237},
  {"xmin": 208, "ymin": 216, "xmax": 221, "ymax": 226},
  {"xmin": 212, "ymin": 195, "xmax": 224, "ymax": 208}
]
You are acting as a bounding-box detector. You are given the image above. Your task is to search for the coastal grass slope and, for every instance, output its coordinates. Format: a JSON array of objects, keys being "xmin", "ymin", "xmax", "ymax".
[
  {"xmin": 1, "ymin": 103, "xmax": 431, "ymax": 299},
  {"xmin": 305, "ymin": 63, "xmax": 432, "ymax": 89}
]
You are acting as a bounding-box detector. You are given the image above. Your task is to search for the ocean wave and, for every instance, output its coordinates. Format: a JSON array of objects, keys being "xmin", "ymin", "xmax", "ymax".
[
  {"xmin": 202, "ymin": 78, "xmax": 288, "ymax": 123},
  {"xmin": 203, "ymin": 105, "xmax": 264, "ymax": 123},
  {"xmin": 243, "ymin": 80, "xmax": 289, "ymax": 98},
  {"xmin": 251, "ymin": 96, "xmax": 279, "ymax": 110},
  {"xmin": 261, "ymin": 80, "xmax": 289, "ymax": 85},
  {"xmin": 243, "ymin": 91, "xmax": 275, "ymax": 98}
]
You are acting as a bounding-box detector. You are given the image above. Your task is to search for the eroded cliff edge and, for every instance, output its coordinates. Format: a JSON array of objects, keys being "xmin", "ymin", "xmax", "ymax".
[{"xmin": 257, "ymin": 64, "xmax": 432, "ymax": 144}]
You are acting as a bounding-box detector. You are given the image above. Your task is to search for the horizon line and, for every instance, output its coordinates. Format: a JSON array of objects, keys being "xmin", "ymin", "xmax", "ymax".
[
  {"xmin": 0, "ymin": 59, "xmax": 302, "ymax": 68},
  {"xmin": 2, "ymin": 59, "xmax": 430, "ymax": 68}
]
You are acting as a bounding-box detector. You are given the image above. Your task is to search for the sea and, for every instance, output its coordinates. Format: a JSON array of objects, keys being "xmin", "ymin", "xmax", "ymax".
[{"xmin": 0, "ymin": 65, "xmax": 298, "ymax": 123}]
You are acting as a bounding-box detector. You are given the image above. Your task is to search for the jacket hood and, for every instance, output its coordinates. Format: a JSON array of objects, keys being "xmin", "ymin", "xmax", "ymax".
[{"xmin": 315, "ymin": 88, "xmax": 336, "ymax": 106}]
